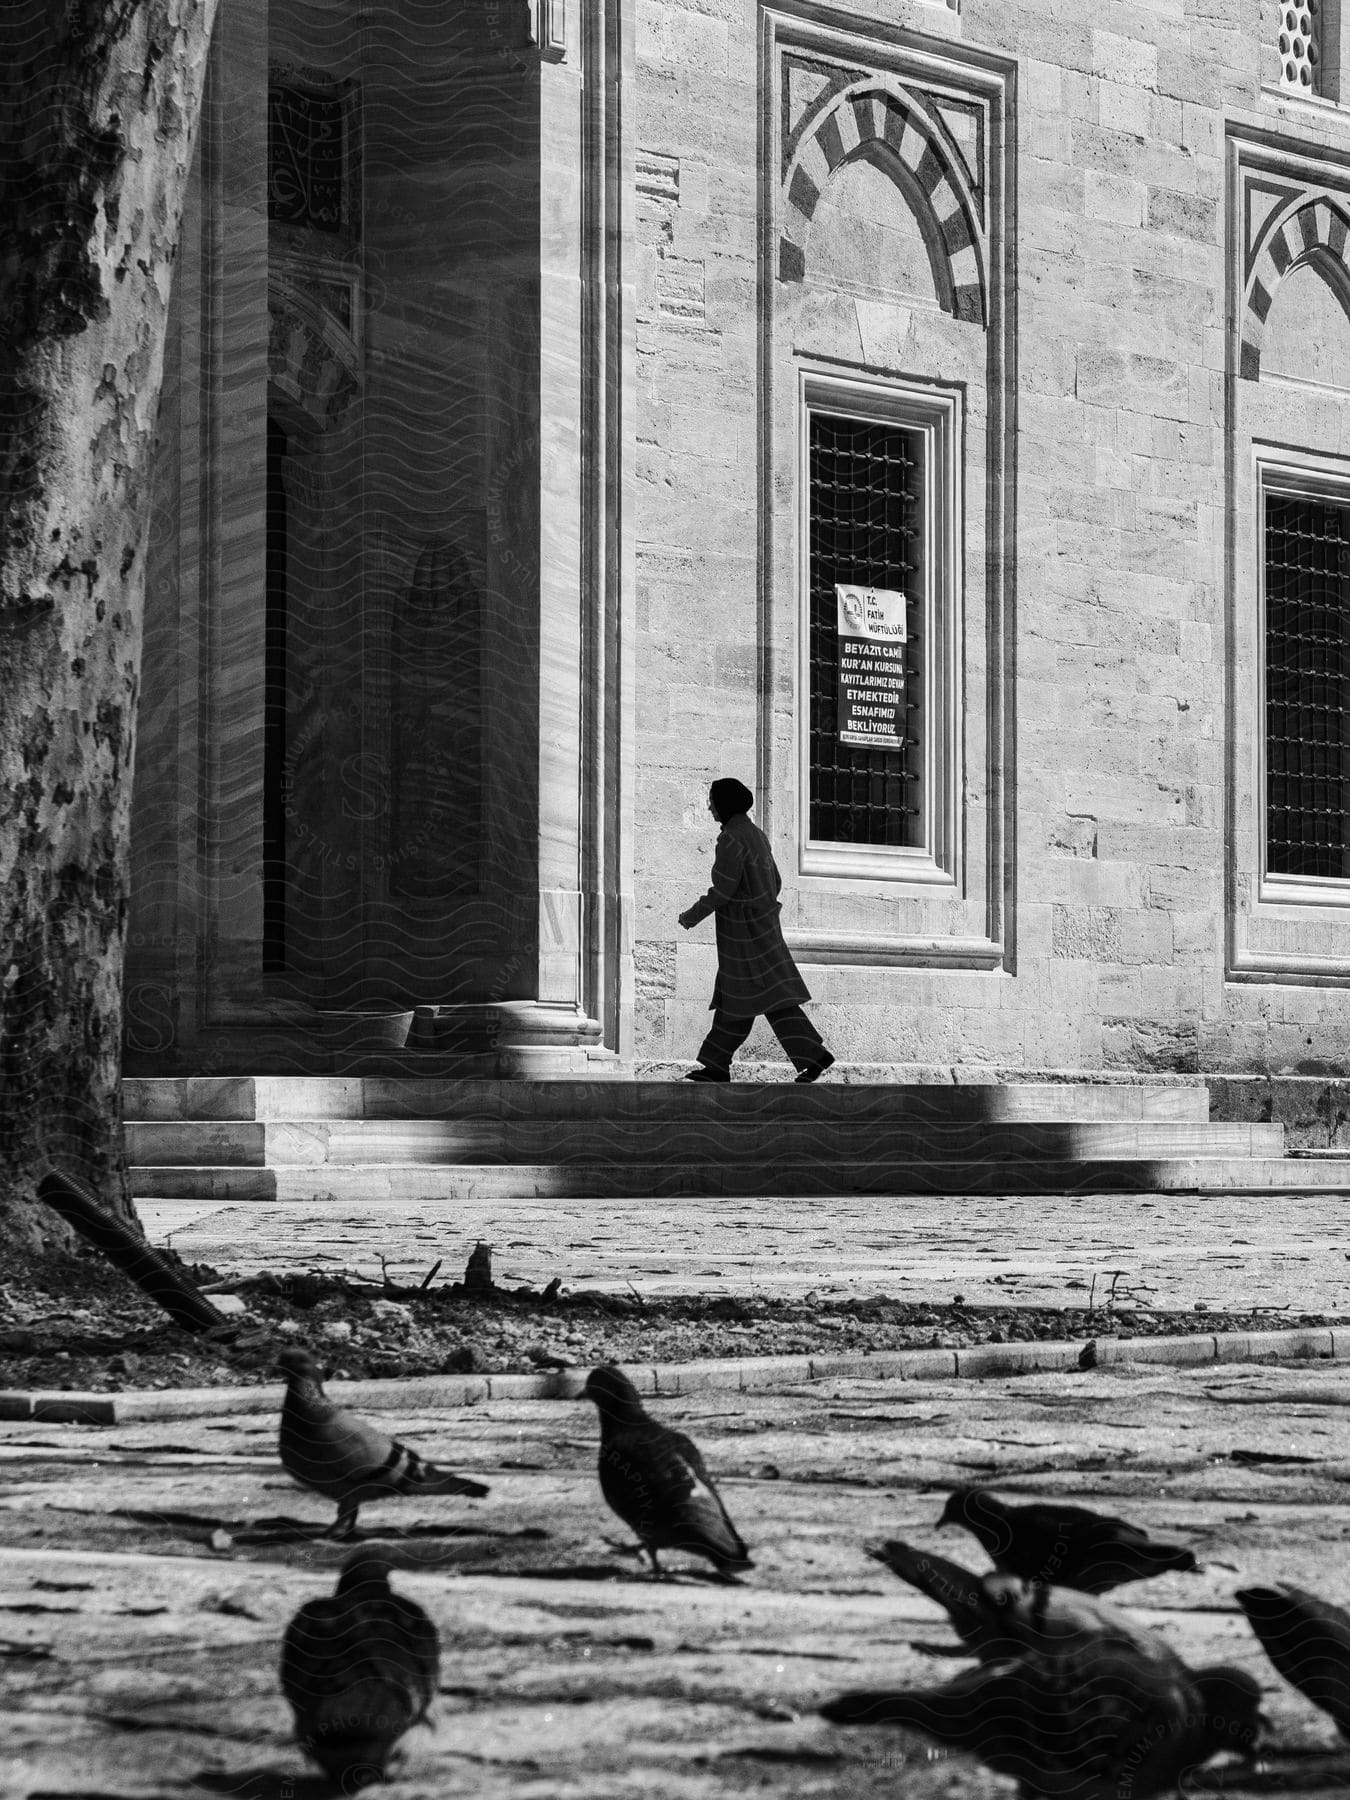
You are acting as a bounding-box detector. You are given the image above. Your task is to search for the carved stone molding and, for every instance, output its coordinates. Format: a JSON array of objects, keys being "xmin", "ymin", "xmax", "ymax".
[
  {"xmin": 267, "ymin": 278, "xmax": 360, "ymax": 431},
  {"xmin": 1241, "ymin": 185, "xmax": 1350, "ymax": 377}
]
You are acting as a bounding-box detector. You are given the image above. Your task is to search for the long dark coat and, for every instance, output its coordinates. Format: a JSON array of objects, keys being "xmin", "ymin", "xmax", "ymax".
[{"xmin": 684, "ymin": 813, "xmax": 810, "ymax": 1015}]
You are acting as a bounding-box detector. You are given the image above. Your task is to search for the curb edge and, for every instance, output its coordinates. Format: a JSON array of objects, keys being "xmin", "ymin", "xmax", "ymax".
[{"xmin": 3, "ymin": 1325, "xmax": 1348, "ymax": 1423}]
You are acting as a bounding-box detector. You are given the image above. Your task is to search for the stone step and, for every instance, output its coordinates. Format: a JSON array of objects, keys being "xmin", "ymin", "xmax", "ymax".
[
  {"xmin": 123, "ymin": 1117, "xmax": 1286, "ymax": 1168},
  {"xmin": 121, "ymin": 1076, "xmax": 1214, "ymax": 1124},
  {"xmin": 128, "ymin": 1153, "xmax": 1350, "ymax": 1202}
]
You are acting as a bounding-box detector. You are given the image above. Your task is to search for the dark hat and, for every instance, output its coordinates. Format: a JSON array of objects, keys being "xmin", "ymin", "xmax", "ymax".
[{"xmin": 709, "ymin": 778, "xmax": 753, "ymax": 820}]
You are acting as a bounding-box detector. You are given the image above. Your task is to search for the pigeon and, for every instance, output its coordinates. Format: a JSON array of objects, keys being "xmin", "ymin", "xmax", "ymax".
[
  {"xmin": 280, "ymin": 1547, "xmax": 440, "ymax": 1789},
  {"xmin": 869, "ymin": 1538, "xmax": 1185, "ymax": 1669},
  {"xmin": 937, "ymin": 1486, "xmax": 1198, "ymax": 1593},
  {"xmin": 821, "ymin": 1638, "xmax": 1261, "ymax": 1799},
  {"xmin": 1237, "ymin": 1582, "xmax": 1350, "ymax": 1738},
  {"xmin": 275, "ymin": 1346, "xmax": 489, "ymax": 1537},
  {"xmin": 583, "ymin": 1364, "xmax": 753, "ymax": 1579}
]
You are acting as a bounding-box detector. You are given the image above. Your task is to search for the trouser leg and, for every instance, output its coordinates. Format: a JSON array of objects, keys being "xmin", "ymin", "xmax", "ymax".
[
  {"xmin": 767, "ymin": 1005, "xmax": 826, "ymax": 1074},
  {"xmin": 696, "ymin": 1010, "xmax": 755, "ymax": 1073}
]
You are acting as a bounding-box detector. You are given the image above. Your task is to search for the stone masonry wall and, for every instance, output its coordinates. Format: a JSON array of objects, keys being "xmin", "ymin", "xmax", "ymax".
[{"xmin": 631, "ymin": 0, "xmax": 1350, "ymax": 1077}]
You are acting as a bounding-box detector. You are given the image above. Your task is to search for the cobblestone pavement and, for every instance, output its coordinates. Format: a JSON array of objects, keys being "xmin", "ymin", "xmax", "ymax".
[
  {"xmin": 5, "ymin": 1360, "xmax": 1350, "ymax": 1796},
  {"xmin": 139, "ymin": 1190, "xmax": 1350, "ymax": 1316}
]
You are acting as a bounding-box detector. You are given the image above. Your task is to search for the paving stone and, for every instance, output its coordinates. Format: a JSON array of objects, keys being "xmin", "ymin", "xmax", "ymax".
[
  {"xmin": 5, "ymin": 1363, "xmax": 1350, "ymax": 1795},
  {"xmin": 134, "ymin": 1190, "xmax": 1350, "ymax": 1316}
]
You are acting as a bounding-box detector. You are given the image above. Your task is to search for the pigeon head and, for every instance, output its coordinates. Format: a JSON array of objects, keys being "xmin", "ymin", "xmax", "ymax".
[
  {"xmin": 273, "ymin": 1346, "xmax": 327, "ymax": 1387},
  {"xmin": 336, "ymin": 1546, "xmax": 395, "ymax": 1595},
  {"xmin": 583, "ymin": 1364, "xmax": 647, "ymax": 1423},
  {"xmin": 1193, "ymin": 1665, "xmax": 1264, "ymax": 1751},
  {"xmin": 937, "ymin": 1485, "xmax": 987, "ymax": 1529},
  {"xmin": 979, "ymin": 1572, "xmax": 1029, "ymax": 1614}
]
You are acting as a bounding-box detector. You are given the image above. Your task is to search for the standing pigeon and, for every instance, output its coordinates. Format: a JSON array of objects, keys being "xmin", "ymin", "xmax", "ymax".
[
  {"xmin": 276, "ymin": 1346, "xmax": 489, "ymax": 1537},
  {"xmin": 821, "ymin": 1638, "xmax": 1261, "ymax": 1799},
  {"xmin": 583, "ymin": 1364, "xmax": 753, "ymax": 1579},
  {"xmin": 1237, "ymin": 1582, "xmax": 1350, "ymax": 1738},
  {"xmin": 869, "ymin": 1538, "xmax": 1186, "ymax": 1669},
  {"xmin": 280, "ymin": 1547, "xmax": 440, "ymax": 1789},
  {"xmin": 937, "ymin": 1486, "xmax": 1197, "ymax": 1593}
]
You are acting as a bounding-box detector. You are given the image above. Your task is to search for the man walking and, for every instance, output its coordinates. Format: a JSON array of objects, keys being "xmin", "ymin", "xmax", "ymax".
[{"xmin": 677, "ymin": 778, "xmax": 835, "ymax": 1084}]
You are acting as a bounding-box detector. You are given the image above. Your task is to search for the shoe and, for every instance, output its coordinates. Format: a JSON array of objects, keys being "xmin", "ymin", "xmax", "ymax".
[
  {"xmin": 794, "ymin": 1051, "xmax": 835, "ymax": 1084},
  {"xmin": 684, "ymin": 1065, "xmax": 730, "ymax": 1083}
]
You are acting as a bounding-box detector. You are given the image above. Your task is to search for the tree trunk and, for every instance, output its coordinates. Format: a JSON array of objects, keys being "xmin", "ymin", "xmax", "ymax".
[{"xmin": 0, "ymin": 0, "xmax": 218, "ymax": 1249}]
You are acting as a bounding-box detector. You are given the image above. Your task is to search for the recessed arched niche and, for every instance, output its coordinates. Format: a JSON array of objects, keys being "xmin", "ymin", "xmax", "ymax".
[
  {"xmin": 802, "ymin": 150, "xmax": 946, "ymax": 308},
  {"xmin": 1261, "ymin": 255, "xmax": 1350, "ymax": 389}
]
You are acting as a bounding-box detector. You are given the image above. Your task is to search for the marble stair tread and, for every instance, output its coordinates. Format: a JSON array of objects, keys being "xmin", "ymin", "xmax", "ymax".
[
  {"xmin": 129, "ymin": 1153, "xmax": 1350, "ymax": 1202},
  {"xmin": 123, "ymin": 1117, "xmax": 1286, "ymax": 1166},
  {"xmin": 121, "ymin": 1076, "xmax": 1213, "ymax": 1123}
]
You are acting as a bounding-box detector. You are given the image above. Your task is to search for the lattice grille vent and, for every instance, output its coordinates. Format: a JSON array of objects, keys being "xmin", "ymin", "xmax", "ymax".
[{"xmin": 1279, "ymin": 2, "xmax": 1323, "ymax": 92}]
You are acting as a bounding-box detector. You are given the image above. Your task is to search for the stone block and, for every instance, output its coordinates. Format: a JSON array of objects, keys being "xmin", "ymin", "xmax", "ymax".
[
  {"xmin": 1213, "ymin": 1329, "xmax": 1337, "ymax": 1365},
  {"xmin": 1053, "ymin": 905, "xmax": 1123, "ymax": 961},
  {"xmin": 680, "ymin": 159, "xmax": 709, "ymax": 215},
  {"xmin": 955, "ymin": 1340, "xmax": 1083, "ymax": 1378},
  {"xmin": 1074, "ymin": 347, "xmax": 1189, "ymax": 421},
  {"xmin": 1102, "ymin": 1016, "xmax": 1200, "ymax": 1072},
  {"xmin": 636, "ymin": 2, "xmax": 729, "ymax": 79},
  {"xmin": 1023, "ymin": 57, "xmax": 1064, "ymax": 113},
  {"xmin": 1171, "ymin": 910, "xmax": 1218, "ymax": 957},
  {"xmin": 1090, "ymin": 1333, "xmax": 1216, "ymax": 1367},
  {"xmin": 1097, "ymin": 79, "xmax": 1154, "ymax": 136},
  {"xmin": 1147, "ymin": 186, "xmax": 1218, "ymax": 244},
  {"xmin": 1146, "ymin": 866, "xmax": 1217, "ymax": 911},
  {"xmin": 836, "ymin": 1347, "xmax": 960, "ymax": 1382},
  {"xmin": 1085, "ymin": 169, "xmax": 1147, "ymax": 227},
  {"xmin": 33, "ymin": 1394, "xmax": 117, "ymax": 1424},
  {"xmin": 0, "ymin": 1394, "xmax": 32, "ymax": 1421}
]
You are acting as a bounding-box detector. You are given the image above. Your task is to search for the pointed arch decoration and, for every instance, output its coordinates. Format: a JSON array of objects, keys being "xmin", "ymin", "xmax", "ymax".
[
  {"xmin": 268, "ymin": 278, "xmax": 361, "ymax": 430},
  {"xmin": 1241, "ymin": 196, "xmax": 1350, "ymax": 379},
  {"xmin": 779, "ymin": 81, "xmax": 986, "ymax": 327}
]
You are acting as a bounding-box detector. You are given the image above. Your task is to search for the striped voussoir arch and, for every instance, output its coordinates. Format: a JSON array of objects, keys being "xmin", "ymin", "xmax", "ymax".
[
  {"xmin": 1241, "ymin": 196, "xmax": 1350, "ymax": 379},
  {"xmin": 268, "ymin": 283, "xmax": 360, "ymax": 429},
  {"xmin": 780, "ymin": 84, "xmax": 985, "ymax": 326}
]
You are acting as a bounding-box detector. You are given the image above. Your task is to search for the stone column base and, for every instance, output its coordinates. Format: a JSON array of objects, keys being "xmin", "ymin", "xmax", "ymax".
[{"xmin": 411, "ymin": 1001, "xmax": 619, "ymax": 1078}]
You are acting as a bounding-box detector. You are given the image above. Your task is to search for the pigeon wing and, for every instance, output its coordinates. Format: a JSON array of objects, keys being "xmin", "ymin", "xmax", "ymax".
[
  {"xmin": 284, "ymin": 1399, "xmax": 487, "ymax": 1502},
  {"xmin": 660, "ymin": 1429, "xmax": 751, "ymax": 1567},
  {"xmin": 995, "ymin": 1577, "xmax": 1187, "ymax": 1672},
  {"xmin": 601, "ymin": 1424, "xmax": 750, "ymax": 1567},
  {"xmin": 1021, "ymin": 1500, "xmax": 1194, "ymax": 1591},
  {"xmin": 281, "ymin": 1397, "xmax": 402, "ymax": 1498},
  {"xmin": 280, "ymin": 1595, "xmax": 343, "ymax": 1722}
]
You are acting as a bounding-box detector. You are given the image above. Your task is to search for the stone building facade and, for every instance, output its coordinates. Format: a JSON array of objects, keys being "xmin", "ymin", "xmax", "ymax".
[{"xmin": 125, "ymin": 0, "xmax": 1350, "ymax": 1079}]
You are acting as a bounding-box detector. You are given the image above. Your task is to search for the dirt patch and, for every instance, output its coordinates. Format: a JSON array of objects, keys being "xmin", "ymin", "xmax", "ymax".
[{"xmin": 1, "ymin": 1239, "xmax": 1342, "ymax": 1395}]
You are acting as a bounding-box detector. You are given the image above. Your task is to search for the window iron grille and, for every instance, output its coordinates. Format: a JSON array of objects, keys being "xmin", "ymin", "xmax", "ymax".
[
  {"xmin": 1265, "ymin": 490, "xmax": 1350, "ymax": 878},
  {"xmin": 808, "ymin": 412, "xmax": 922, "ymax": 846}
]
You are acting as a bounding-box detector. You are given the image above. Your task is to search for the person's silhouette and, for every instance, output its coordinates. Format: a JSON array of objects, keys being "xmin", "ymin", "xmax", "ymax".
[{"xmin": 677, "ymin": 778, "xmax": 835, "ymax": 1083}]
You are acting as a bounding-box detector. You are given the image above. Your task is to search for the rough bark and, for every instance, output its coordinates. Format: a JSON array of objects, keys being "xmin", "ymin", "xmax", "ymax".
[{"xmin": 0, "ymin": 0, "xmax": 218, "ymax": 1248}]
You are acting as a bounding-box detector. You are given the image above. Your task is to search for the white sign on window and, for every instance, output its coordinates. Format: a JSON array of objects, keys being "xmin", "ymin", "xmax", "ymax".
[{"xmin": 836, "ymin": 584, "xmax": 908, "ymax": 749}]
